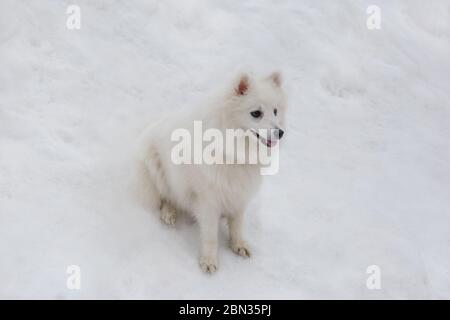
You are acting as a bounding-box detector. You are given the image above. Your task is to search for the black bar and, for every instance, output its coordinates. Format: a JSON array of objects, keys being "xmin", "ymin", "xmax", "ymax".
[{"xmin": 0, "ymin": 300, "xmax": 447, "ymax": 318}]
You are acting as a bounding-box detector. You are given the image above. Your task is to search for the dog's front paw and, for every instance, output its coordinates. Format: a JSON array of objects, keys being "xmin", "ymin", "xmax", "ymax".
[
  {"xmin": 199, "ymin": 256, "xmax": 218, "ymax": 273},
  {"xmin": 231, "ymin": 243, "xmax": 251, "ymax": 258}
]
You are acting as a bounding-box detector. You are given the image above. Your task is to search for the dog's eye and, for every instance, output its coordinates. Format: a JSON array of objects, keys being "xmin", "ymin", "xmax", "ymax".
[
  {"xmin": 274, "ymin": 108, "xmax": 278, "ymax": 116},
  {"xmin": 250, "ymin": 110, "xmax": 262, "ymax": 118}
]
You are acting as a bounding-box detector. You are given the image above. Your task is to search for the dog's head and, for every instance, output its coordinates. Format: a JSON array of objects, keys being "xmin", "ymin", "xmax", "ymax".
[{"xmin": 227, "ymin": 72, "xmax": 287, "ymax": 148}]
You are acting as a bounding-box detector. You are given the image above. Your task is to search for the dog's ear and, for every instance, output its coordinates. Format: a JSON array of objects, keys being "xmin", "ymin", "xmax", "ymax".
[
  {"xmin": 268, "ymin": 71, "xmax": 282, "ymax": 87},
  {"xmin": 235, "ymin": 73, "xmax": 250, "ymax": 96}
]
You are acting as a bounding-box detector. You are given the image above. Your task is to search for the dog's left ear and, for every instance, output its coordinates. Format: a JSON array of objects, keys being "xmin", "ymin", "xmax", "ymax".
[{"xmin": 267, "ymin": 71, "xmax": 282, "ymax": 87}]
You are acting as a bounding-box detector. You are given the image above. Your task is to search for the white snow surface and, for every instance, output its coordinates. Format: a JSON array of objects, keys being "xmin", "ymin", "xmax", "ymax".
[{"xmin": 1, "ymin": 0, "xmax": 450, "ymax": 299}]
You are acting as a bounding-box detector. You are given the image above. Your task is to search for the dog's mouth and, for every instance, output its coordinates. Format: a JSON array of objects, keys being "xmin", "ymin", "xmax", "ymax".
[{"xmin": 251, "ymin": 130, "xmax": 278, "ymax": 148}]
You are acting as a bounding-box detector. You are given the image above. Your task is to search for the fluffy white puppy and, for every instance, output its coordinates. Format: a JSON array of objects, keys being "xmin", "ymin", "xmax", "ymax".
[{"xmin": 137, "ymin": 72, "xmax": 287, "ymax": 273}]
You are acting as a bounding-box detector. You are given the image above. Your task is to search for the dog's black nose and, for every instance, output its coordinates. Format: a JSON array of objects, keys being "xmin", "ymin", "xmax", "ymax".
[{"xmin": 276, "ymin": 128, "xmax": 285, "ymax": 139}]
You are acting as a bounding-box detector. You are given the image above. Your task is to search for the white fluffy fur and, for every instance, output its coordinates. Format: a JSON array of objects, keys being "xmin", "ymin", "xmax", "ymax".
[{"xmin": 137, "ymin": 72, "xmax": 287, "ymax": 273}]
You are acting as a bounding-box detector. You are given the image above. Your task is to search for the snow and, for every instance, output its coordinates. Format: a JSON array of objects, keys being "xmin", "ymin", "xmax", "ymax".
[{"xmin": 1, "ymin": 0, "xmax": 450, "ymax": 299}]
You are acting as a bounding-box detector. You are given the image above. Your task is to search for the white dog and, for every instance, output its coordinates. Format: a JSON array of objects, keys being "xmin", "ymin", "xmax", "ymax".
[{"xmin": 137, "ymin": 72, "xmax": 287, "ymax": 273}]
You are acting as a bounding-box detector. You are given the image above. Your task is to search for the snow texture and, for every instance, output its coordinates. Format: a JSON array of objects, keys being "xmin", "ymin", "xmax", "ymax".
[{"xmin": 1, "ymin": 0, "xmax": 449, "ymax": 299}]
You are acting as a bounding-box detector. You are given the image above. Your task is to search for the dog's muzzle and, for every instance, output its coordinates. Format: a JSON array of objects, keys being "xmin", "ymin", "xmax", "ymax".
[{"xmin": 251, "ymin": 128, "xmax": 284, "ymax": 148}]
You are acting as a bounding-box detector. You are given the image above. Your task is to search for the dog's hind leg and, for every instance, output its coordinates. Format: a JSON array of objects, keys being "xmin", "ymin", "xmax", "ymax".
[
  {"xmin": 160, "ymin": 199, "xmax": 177, "ymax": 225},
  {"xmin": 134, "ymin": 154, "xmax": 161, "ymax": 212},
  {"xmin": 142, "ymin": 145, "xmax": 169, "ymax": 212},
  {"xmin": 143, "ymin": 146, "xmax": 178, "ymax": 225}
]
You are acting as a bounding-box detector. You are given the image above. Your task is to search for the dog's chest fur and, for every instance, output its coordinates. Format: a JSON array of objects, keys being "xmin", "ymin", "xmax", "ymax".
[{"xmin": 207, "ymin": 164, "xmax": 262, "ymax": 215}]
